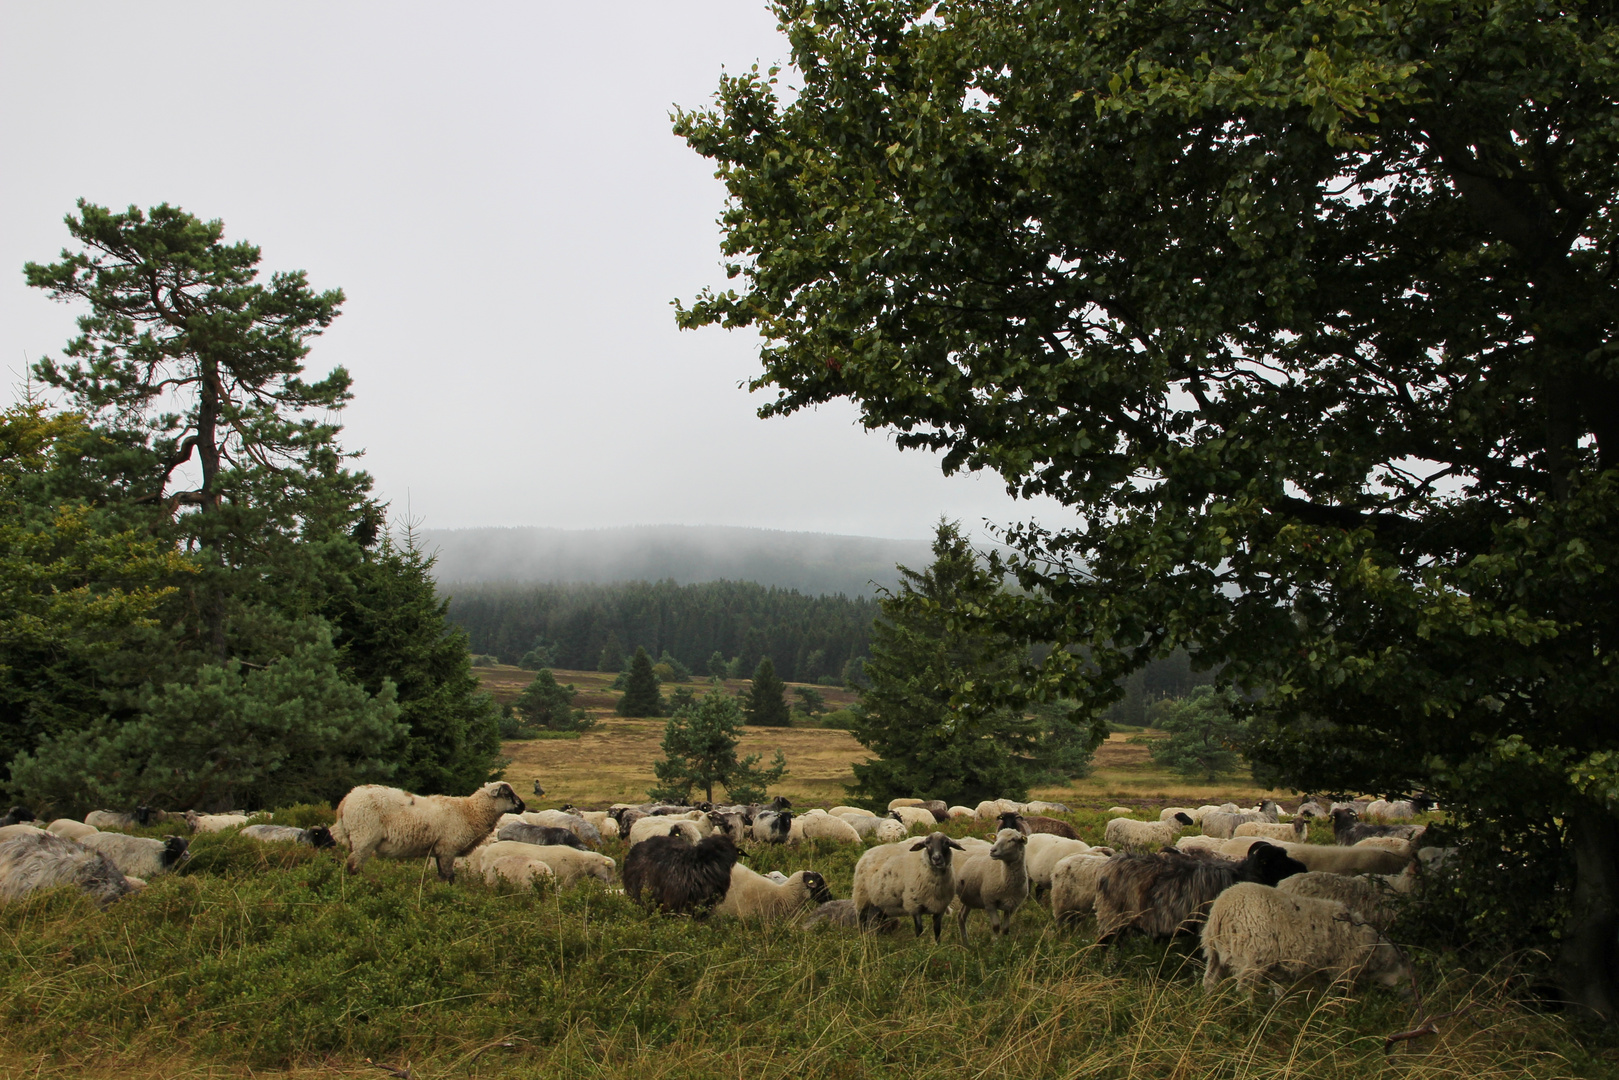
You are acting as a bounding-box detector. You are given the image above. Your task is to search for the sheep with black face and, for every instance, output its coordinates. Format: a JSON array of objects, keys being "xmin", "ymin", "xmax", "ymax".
[
  {"xmin": 1095, "ymin": 841, "xmax": 1308, "ymax": 943},
  {"xmin": 330, "ymin": 781, "xmax": 525, "ymax": 882},
  {"xmin": 851, "ymin": 831, "xmax": 965, "ymax": 942}
]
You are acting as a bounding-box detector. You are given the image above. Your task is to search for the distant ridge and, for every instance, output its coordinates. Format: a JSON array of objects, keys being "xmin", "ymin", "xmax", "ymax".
[{"xmin": 421, "ymin": 525, "xmax": 935, "ymax": 597}]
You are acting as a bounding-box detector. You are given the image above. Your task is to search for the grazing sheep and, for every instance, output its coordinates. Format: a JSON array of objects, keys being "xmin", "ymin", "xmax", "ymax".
[
  {"xmin": 851, "ymin": 832, "xmax": 966, "ymax": 942},
  {"xmin": 185, "ymin": 811, "xmax": 258, "ymax": 834},
  {"xmin": 998, "ymin": 811, "xmax": 1080, "ymax": 840},
  {"xmin": 85, "ymin": 807, "xmax": 157, "ymax": 831},
  {"xmin": 0, "ymin": 807, "xmax": 35, "ymax": 828},
  {"xmin": 1026, "ymin": 801, "xmax": 1071, "ymax": 815},
  {"xmin": 888, "ymin": 798, "xmax": 925, "ymax": 810},
  {"xmin": 843, "ymin": 815, "xmax": 907, "ymax": 843},
  {"xmin": 1221, "ymin": 836, "xmax": 1411, "ymax": 877},
  {"xmin": 830, "ymin": 806, "xmax": 876, "ymax": 819},
  {"xmin": 0, "ymin": 830, "xmax": 134, "ymax": 906},
  {"xmin": 1234, "ymin": 820, "xmax": 1308, "ymax": 843},
  {"xmin": 628, "ymin": 816, "xmax": 708, "ymax": 847},
  {"xmin": 1276, "ymin": 871, "xmax": 1399, "ymax": 928},
  {"xmin": 239, "ymin": 824, "xmax": 335, "ymax": 848},
  {"xmin": 1105, "ymin": 814, "xmax": 1193, "ymax": 852},
  {"xmin": 800, "ymin": 898, "xmax": 899, "ymax": 933},
  {"xmin": 1025, "ymin": 835, "xmax": 1098, "ymax": 895},
  {"xmin": 1050, "ymin": 853, "xmax": 1112, "ymax": 924},
  {"xmin": 752, "ymin": 810, "xmax": 793, "ymax": 844},
  {"xmin": 1331, "ymin": 808, "xmax": 1423, "ymax": 847},
  {"xmin": 622, "ymin": 831, "xmax": 740, "ymax": 915},
  {"xmin": 482, "ymin": 854, "xmax": 556, "ymax": 888},
  {"xmin": 1201, "ymin": 882, "xmax": 1412, "ymax": 992},
  {"xmin": 521, "ymin": 809, "xmax": 603, "ymax": 847},
  {"xmin": 331, "ymin": 781, "xmax": 525, "ymax": 882},
  {"xmin": 947, "ymin": 806, "xmax": 975, "ymax": 820},
  {"xmin": 715, "ymin": 864, "xmax": 834, "ymax": 921},
  {"xmin": 497, "ymin": 821, "xmax": 588, "ymax": 850},
  {"xmin": 78, "ymin": 833, "xmax": 189, "ymax": 879},
  {"xmin": 1095, "ymin": 842, "xmax": 1308, "ymax": 943},
  {"xmin": 46, "ymin": 819, "xmax": 98, "ymax": 842},
  {"xmin": 798, "ymin": 813, "xmax": 864, "ymax": 844},
  {"xmin": 953, "ymin": 828, "xmax": 1030, "ymax": 940},
  {"xmin": 1294, "ymin": 800, "xmax": 1330, "ymax": 819},
  {"xmin": 478, "ymin": 841, "xmax": 614, "ymax": 888},
  {"xmin": 888, "ymin": 806, "xmax": 936, "ymax": 832}
]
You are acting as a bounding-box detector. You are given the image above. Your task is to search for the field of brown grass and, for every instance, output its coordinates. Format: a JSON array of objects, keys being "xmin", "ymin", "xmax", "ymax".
[{"xmin": 479, "ymin": 666, "xmax": 1292, "ymax": 809}]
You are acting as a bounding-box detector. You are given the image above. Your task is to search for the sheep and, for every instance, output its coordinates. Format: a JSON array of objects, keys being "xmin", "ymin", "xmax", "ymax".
[
  {"xmin": 1160, "ymin": 806, "xmax": 1200, "ymax": 823},
  {"xmin": 888, "ymin": 798, "xmax": 924, "ymax": 810},
  {"xmin": 1220, "ymin": 836, "xmax": 1411, "ymax": 876},
  {"xmin": 0, "ymin": 807, "xmax": 35, "ymax": 828},
  {"xmin": 843, "ymin": 815, "xmax": 907, "ymax": 843},
  {"xmin": 78, "ymin": 833, "xmax": 190, "ymax": 879},
  {"xmin": 568, "ymin": 810, "xmax": 619, "ymax": 840},
  {"xmin": 622, "ymin": 831, "xmax": 740, "ymax": 915},
  {"xmin": 1201, "ymin": 882, "xmax": 1412, "ymax": 992},
  {"xmin": 1294, "ymin": 799, "xmax": 1330, "ymax": 819},
  {"xmin": 1276, "ymin": 871, "xmax": 1399, "ymax": 928},
  {"xmin": 1026, "ymin": 801, "xmax": 1071, "ymax": 815},
  {"xmin": 1105, "ymin": 814, "xmax": 1193, "ymax": 852},
  {"xmin": 0, "ymin": 824, "xmax": 44, "ymax": 841},
  {"xmin": 1354, "ymin": 836, "xmax": 1416, "ymax": 858},
  {"xmin": 521, "ymin": 809, "xmax": 603, "ymax": 847},
  {"xmin": 800, "ymin": 898, "xmax": 899, "ymax": 933},
  {"xmin": 1176, "ymin": 835, "xmax": 1233, "ymax": 858},
  {"xmin": 497, "ymin": 822, "xmax": 588, "ymax": 850},
  {"xmin": 851, "ymin": 832, "xmax": 966, "ymax": 942},
  {"xmin": 478, "ymin": 840, "xmax": 614, "ymax": 888},
  {"xmin": 830, "ymin": 806, "xmax": 876, "ymax": 818},
  {"xmin": 239, "ymin": 824, "xmax": 336, "ymax": 848},
  {"xmin": 1025, "ymin": 835, "xmax": 1098, "ymax": 896},
  {"xmin": 1050, "ymin": 853, "xmax": 1112, "ymax": 925},
  {"xmin": 1234, "ymin": 820, "xmax": 1308, "ymax": 843},
  {"xmin": 795, "ymin": 811, "xmax": 863, "ymax": 844},
  {"xmin": 706, "ymin": 810, "xmax": 749, "ymax": 843},
  {"xmin": 1106, "ymin": 806, "xmax": 1135, "ymax": 817},
  {"xmin": 919, "ymin": 800, "xmax": 952, "ymax": 822},
  {"xmin": 953, "ymin": 828, "xmax": 1029, "ymax": 940},
  {"xmin": 998, "ymin": 811, "xmax": 1080, "ymax": 840},
  {"xmin": 752, "ymin": 810, "xmax": 793, "ymax": 844},
  {"xmin": 84, "ymin": 807, "xmax": 158, "ymax": 831},
  {"xmin": 628, "ymin": 816, "xmax": 708, "ymax": 848},
  {"xmin": 1364, "ymin": 795, "xmax": 1432, "ymax": 822},
  {"xmin": 1201, "ymin": 807, "xmax": 1279, "ymax": 840},
  {"xmin": 973, "ymin": 800, "xmax": 1004, "ymax": 820},
  {"xmin": 888, "ymin": 806, "xmax": 936, "ymax": 832},
  {"xmin": 1331, "ymin": 807, "xmax": 1423, "ymax": 846},
  {"xmin": 1095, "ymin": 842, "xmax": 1308, "ymax": 943},
  {"xmin": 0, "ymin": 830, "xmax": 134, "ymax": 906},
  {"xmin": 331, "ymin": 781, "xmax": 525, "ymax": 882},
  {"xmin": 482, "ymin": 854, "xmax": 557, "ymax": 888},
  {"xmin": 185, "ymin": 811, "xmax": 259, "ymax": 834},
  {"xmin": 715, "ymin": 864, "xmax": 834, "ymax": 921},
  {"xmin": 46, "ymin": 819, "xmax": 98, "ymax": 842},
  {"xmin": 947, "ymin": 806, "xmax": 975, "ymax": 820}
]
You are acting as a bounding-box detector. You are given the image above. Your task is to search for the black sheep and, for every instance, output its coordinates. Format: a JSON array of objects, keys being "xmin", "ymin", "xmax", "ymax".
[
  {"xmin": 998, "ymin": 811, "xmax": 1080, "ymax": 840},
  {"xmin": 1331, "ymin": 807, "xmax": 1424, "ymax": 846},
  {"xmin": 1095, "ymin": 841, "xmax": 1308, "ymax": 943},
  {"xmin": 495, "ymin": 822, "xmax": 587, "ymax": 850},
  {"xmin": 0, "ymin": 807, "xmax": 35, "ymax": 827},
  {"xmin": 622, "ymin": 831, "xmax": 740, "ymax": 915}
]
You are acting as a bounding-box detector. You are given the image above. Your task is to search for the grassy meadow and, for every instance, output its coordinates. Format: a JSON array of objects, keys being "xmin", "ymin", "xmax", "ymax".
[{"xmin": 0, "ymin": 668, "xmax": 1611, "ymax": 1078}]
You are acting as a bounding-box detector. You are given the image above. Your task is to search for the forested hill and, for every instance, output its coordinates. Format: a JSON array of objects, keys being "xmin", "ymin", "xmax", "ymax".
[
  {"xmin": 422, "ymin": 525, "xmax": 932, "ymax": 597},
  {"xmin": 444, "ymin": 580, "xmax": 877, "ymax": 684}
]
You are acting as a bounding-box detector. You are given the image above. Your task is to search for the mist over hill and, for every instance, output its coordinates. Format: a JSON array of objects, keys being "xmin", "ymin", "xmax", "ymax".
[{"xmin": 421, "ymin": 525, "xmax": 936, "ymax": 596}]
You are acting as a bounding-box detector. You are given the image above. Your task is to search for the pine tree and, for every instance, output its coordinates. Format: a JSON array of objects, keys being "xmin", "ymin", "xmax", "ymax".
[
  {"xmin": 512, "ymin": 669, "xmax": 594, "ymax": 732},
  {"xmin": 707, "ymin": 650, "xmax": 729, "ymax": 679},
  {"xmin": 598, "ymin": 632, "xmax": 626, "ymax": 672},
  {"xmin": 615, "ymin": 646, "xmax": 664, "ymax": 717},
  {"xmin": 650, "ymin": 689, "xmax": 787, "ymax": 803},
  {"xmin": 744, "ymin": 656, "xmax": 791, "ymax": 727}
]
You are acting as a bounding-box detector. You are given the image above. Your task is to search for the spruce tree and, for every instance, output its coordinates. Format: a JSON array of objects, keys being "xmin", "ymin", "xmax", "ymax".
[
  {"xmin": 650, "ymin": 689, "xmax": 787, "ymax": 803},
  {"xmin": 744, "ymin": 656, "xmax": 791, "ymax": 727},
  {"xmin": 597, "ymin": 632, "xmax": 626, "ymax": 672},
  {"xmin": 512, "ymin": 669, "xmax": 594, "ymax": 732},
  {"xmin": 615, "ymin": 646, "xmax": 663, "ymax": 717}
]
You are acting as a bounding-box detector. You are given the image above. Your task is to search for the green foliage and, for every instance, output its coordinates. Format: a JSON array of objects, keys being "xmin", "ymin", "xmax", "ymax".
[
  {"xmin": 851, "ymin": 523, "xmax": 1099, "ymax": 805},
  {"xmin": 1139, "ymin": 687, "xmax": 1247, "ymax": 782},
  {"xmin": 706, "ymin": 650, "xmax": 729, "ymax": 678},
  {"xmin": 676, "ymin": 0, "xmax": 1619, "ymax": 1008},
  {"xmin": 615, "ymin": 647, "xmax": 664, "ymax": 717},
  {"xmin": 744, "ymin": 656, "xmax": 791, "ymax": 727},
  {"xmin": 512, "ymin": 669, "xmax": 595, "ymax": 733},
  {"xmin": 470, "ymin": 654, "xmax": 501, "ymax": 667},
  {"xmin": 597, "ymin": 632, "xmax": 625, "ymax": 672},
  {"xmin": 793, "ymin": 686, "xmax": 828, "ymax": 717},
  {"xmin": 657, "ymin": 649, "xmax": 692, "ymax": 682},
  {"xmin": 650, "ymin": 689, "xmax": 787, "ymax": 803},
  {"xmin": 518, "ymin": 637, "xmax": 561, "ymax": 670}
]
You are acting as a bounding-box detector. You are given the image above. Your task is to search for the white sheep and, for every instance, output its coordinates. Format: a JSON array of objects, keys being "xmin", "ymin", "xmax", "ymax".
[
  {"xmin": 947, "ymin": 806, "xmax": 975, "ymax": 820},
  {"xmin": 1175, "ymin": 835, "xmax": 1234, "ymax": 858},
  {"xmin": 574, "ymin": 811, "xmax": 620, "ymax": 839},
  {"xmin": 331, "ymin": 781, "xmax": 525, "ymax": 881},
  {"xmin": 0, "ymin": 824, "xmax": 43, "ymax": 841},
  {"xmin": 1024, "ymin": 835, "xmax": 1097, "ymax": 895},
  {"xmin": 521, "ymin": 809, "xmax": 603, "ymax": 846},
  {"xmin": 628, "ymin": 817, "xmax": 707, "ymax": 847},
  {"xmin": 0, "ymin": 830, "xmax": 134, "ymax": 906},
  {"xmin": 887, "ymin": 806, "xmax": 935, "ymax": 832},
  {"xmin": 1219, "ymin": 837, "xmax": 1409, "ymax": 876},
  {"xmin": 851, "ymin": 832, "xmax": 966, "ymax": 941},
  {"xmin": 1234, "ymin": 821, "xmax": 1307, "ymax": 843},
  {"xmin": 478, "ymin": 840, "xmax": 615, "ymax": 888},
  {"xmin": 952, "ymin": 828, "xmax": 1029, "ymax": 940},
  {"xmin": 830, "ymin": 806, "xmax": 876, "ymax": 818},
  {"xmin": 1106, "ymin": 806, "xmax": 1135, "ymax": 817},
  {"xmin": 46, "ymin": 819, "xmax": 98, "ymax": 842},
  {"xmin": 1353, "ymin": 836, "xmax": 1416, "ymax": 858},
  {"xmin": 1160, "ymin": 806, "xmax": 1198, "ymax": 822},
  {"xmin": 78, "ymin": 832, "xmax": 189, "ymax": 879},
  {"xmin": 185, "ymin": 811, "xmax": 259, "ymax": 834},
  {"xmin": 1276, "ymin": 871, "xmax": 1399, "ymax": 928},
  {"xmin": 973, "ymin": 800, "xmax": 1003, "ymax": 820},
  {"xmin": 1050, "ymin": 853, "xmax": 1112, "ymax": 924},
  {"xmin": 1201, "ymin": 882, "xmax": 1412, "ymax": 992},
  {"xmin": 842, "ymin": 815, "xmax": 907, "ymax": 843},
  {"xmin": 714, "ymin": 864, "xmax": 833, "ymax": 921},
  {"xmin": 887, "ymin": 798, "xmax": 925, "ymax": 810},
  {"xmin": 482, "ymin": 853, "xmax": 557, "ymax": 888},
  {"xmin": 1025, "ymin": 801, "xmax": 1071, "ymax": 815},
  {"xmin": 239, "ymin": 824, "xmax": 335, "ymax": 847},
  {"xmin": 1105, "ymin": 814, "xmax": 1192, "ymax": 852},
  {"xmin": 796, "ymin": 812, "xmax": 863, "ymax": 844}
]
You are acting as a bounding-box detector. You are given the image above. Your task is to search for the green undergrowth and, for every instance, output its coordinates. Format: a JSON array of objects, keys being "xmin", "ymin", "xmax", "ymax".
[{"xmin": 0, "ymin": 816, "xmax": 1606, "ymax": 1078}]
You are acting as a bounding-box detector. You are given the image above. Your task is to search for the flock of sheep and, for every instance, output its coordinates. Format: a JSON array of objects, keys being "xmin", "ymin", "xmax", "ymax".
[{"xmin": 0, "ymin": 785, "xmax": 1444, "ymax": 994}]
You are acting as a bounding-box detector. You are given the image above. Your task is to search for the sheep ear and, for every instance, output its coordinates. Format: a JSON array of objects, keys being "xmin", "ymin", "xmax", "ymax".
[
  {"xmin": 908, "ymin": 840, "xmax": 928, "ymax": 851},
  {"xmin": 948, "ymin": 840, "xmax": 965, "ymax": 850}
]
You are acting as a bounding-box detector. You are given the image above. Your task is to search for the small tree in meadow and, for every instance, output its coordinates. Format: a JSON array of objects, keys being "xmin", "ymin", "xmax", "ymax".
[
  {"xmin": 615, "ymin": 647, "xmax": 664, "ymax": 717},
  {"xmin": 744, "ymin": 657, "xmax": 791, "ymax": 727},
  {"xmin": 597, "ymin": 633, "xmax": 626, "ymax": 673},
  {"xmin": 707, "ymin": 650, "xmax": 729, "ymax": 679},
  {"xmin": 1143, "ymin": 687, "xmax": 1246, "ymax": 781},
  {"xmin": 513, "ymin": 669, "xmax": 594, "ymax": 732},
  {"xmin": 650, "ymin": 689, "xmax": 787, "ymax": 803},
  {"xmin": 793, "ymin": 686, "xmax": 828, "ymax": 718}
]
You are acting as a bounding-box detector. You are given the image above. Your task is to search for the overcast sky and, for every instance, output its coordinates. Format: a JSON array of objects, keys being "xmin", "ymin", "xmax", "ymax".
[{"xmin": 0, "ymin": 2, "xmax": 1064, "ymax": 542}]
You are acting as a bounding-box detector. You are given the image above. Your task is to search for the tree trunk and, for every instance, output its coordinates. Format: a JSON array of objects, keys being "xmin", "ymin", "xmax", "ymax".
[
  {"xmin": 1557, "ymin": 802, "xmax": 1619, "ymax": 1021},
  {"xmin": 196, "ymin": 358, "xmax": 228, "ymax": 660}
]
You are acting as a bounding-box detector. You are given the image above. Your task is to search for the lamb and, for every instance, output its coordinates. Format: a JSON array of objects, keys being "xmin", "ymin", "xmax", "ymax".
[
  {"xmin": 46, "ymin": 819, "xmax": 98, "ymax": 842},
  {"xmin": 1201, "ymin": 882, "xmax": 1412, "ymax": 992},
  {"xmin": 1331, "ymin": 807, "xmax": 1423, "ymax": 846},
  {"xmin": 85, "ymin": 807, "xmax": 158, "ymax": 831},
  {"xmin": 239, "ymin": 824, "xmax": 336, "ymax": 848},
  {"xmin": 1276, "ymin": 871, "xmax": 1399, "ymax": 928},
  {"xmin": 628, "ymin": 816, "xmax": 708, "ymax": 847},
  {"xmin": 0, "ymin": 830, "xmax": 135, "ymax": 906},
  {"xmin": 331, "ymin": 781, "xmax": 525, "ymax": 881},
  {"xmin": 482, "ymin": 853, "xmax": 557, "ymax": 888},
  {"xmin": 1095, "ymin": 842, "xmax": 1308, "ymax": 942},
  {"xmin": 851, "ymin": 832, "xmax": 966, "ymax": 942},
  {"xmin": 887, "ymin": 806, "xmax": 936, "ymax": 832},
  {"xmin": 1050, "ymin": 853, "xmax": 1112, "ymax": 924},
  {"xmin": 497, "ymin": 821, "xmax": 588, "ymax": 850},
  {"xmin": 78, "ymin": 833, "xmax": 190, "ymax": 879},
  {"xmin": 622, "ymin": 831, "xmax": 740, "ymax": 915},
  {"xmin": 752, "ymin": 810, "xmax": 793, "ymax": 844},
  {"xmin": 477, "ymin": 841, "xmax": 615, "ymax": 888},
  {"xmin": 1024, "ymin": 835, "xmax": 1098, "ymax": 895},
  {"xmin": 798, "ymin": 813, "xmax": 863, "ymax": 844},
  {"xmin": 1105, "ymin": 814, "xmax": 1193, "ymax": 852},
  {"xmin": 714, "ymin": 864, "xmax": 834, "ymax": 921},
  {"xmin": 952, "ymin": 828, "xmax": 1030, "ymax": 940},
  {"xmin": 1234, "ymin": 820, "xmax": 1308, "ymax": 843}
]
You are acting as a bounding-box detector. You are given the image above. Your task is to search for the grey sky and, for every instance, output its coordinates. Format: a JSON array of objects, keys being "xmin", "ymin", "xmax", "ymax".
[{"xmin": 0, "ymin": 2, "xmax": 1064, "ymax": 542}]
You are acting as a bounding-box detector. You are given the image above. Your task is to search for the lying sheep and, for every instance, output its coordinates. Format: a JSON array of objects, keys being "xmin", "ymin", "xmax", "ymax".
[
  {"xmin": 1331, "ymin": 808, "xmax": 1423, "ymax": 846},
  {"xmin": 1026, "ymin": 801, "xmax": 1071, "ymax": 815},
  {"xmin": 953, "ymin": 828, "xmax": 1029, "ymax": 940},
  {"xmin": 1096, "ymin": 842, "xmax": 1308, "ymax": 942},
  {"xmin": 852, "ymin": 832, "xmax": 966, "ymax": 942},
  {"xmin": 1105, "ymin": 814, "xmax": 1193, "ymax": 852},
  {"xmin": 1024, "ymin": 835, "xmax": 1098, "ymax": 896},
  {"xmin": 0, "ymin": 807, "xmax": 35, "ymax": 828},
  {"xmin": 478, "ymin": 840, "xmax": 615, "ymax": 888},
  {"xmin": 332, "ymin": 781, "xmax": 525, "ymax": 881},
  {"xmin": 947, "ymin": 806, "xmax": 975, "ymax": 820},
  {"xmin": 497, "ymin": 821, "xmax": 588, "ymax": 850},
  {"xmin": 801, "ymin": 898, "xmax": 899, "ymax": 933},
  {"xmin": 1106, "ymin": 806, "xmax": 1135, "ymax": 817},
  {"xmin": 239, "ymin": 824, "xmax": 335, "ymax": 848},
  {"xmin": 1234, "ymin": 820, "xmax": 1307, "ymax": 843},
  {"xmin": 1160, "ymin": 806, "xmax": 1203, "ymax": 823},
  {"xmin": 482, "ymin": 853, "xmax": 557, "ymax": 888},
  {"xmin": 1050, "ymin": 853, "xmax": 1112, "ymax": 925},
  {"xmin": 567, "ymin": 810, "xmax": 619, "ymax": 840},
  {"xmin": 888, "ymin": 798, "xmax": 924, "ymax": 810},
  {"xmin": 1201, "ymin": 807, "xmax": 1278, "ymax": 840},
  {"xmin": 622, "ymin": 831, "xmax": 739, "ymax": 915},
  {"xmin": 752, "ymin": 810, "xmax": 793, "ymax": 844},
  {"xmin": 185, "ymin": 811, "xmax": 260, "ymax": 834},
  {"xmin": 1220, "ymin": 836, "xmax": 1410, "ymax": 877},
  {"xmin": 1202, "ymin": 882, "xmax": 1412, "ymax": 992},
  {"xmin": 628, "ymin": 816, "xmax": 707, "ymax": 847},
  {"xmin": 715, "ymin": 865, "xmax": 833, "ymax": 921},
  {"xmin": 843, "ymin": 815, "xmax": 907, "ymax": 843},
  {"xmin": 888, "ymin": 806, "xmax": 936, "ymax": 832},
  {"xmin": 798, "ymin": 813, "xmax": 863, "ymax": 844},
  {"xmin": 0, "ymin": 830, "xmax": 135, "ymax": 906},
  {"xmin": 999, "ymin": 811, "xmax": 1080, "ymax": 840},
  {"xmin": 1176, "ymin": 835, "xmax": 1232, "ymax": 858},
  {"xmin": 78, "ymin": 833, "xmax": 189, "ymax": 879},
  {"xmin": 1364, "ymin": 796, "xmax": 1432, "ymax": 822},
  {"xmin": 46, "ymin": 819, "xmax": 98, "ymax": 842},
  {"xmin": 1276, "ymin": 871, "xmax": 1399, "ymax": 928},
  {"xmin": 831, "ymin": 806, "xmax": 876, "ymax": 818},
  {"xmin": 85, "ymin": 807, "xmax": 157, "ymax": 831},
  {"xmin": 522, "ymin": 809, "xmax": 603, "ymax": 847}
]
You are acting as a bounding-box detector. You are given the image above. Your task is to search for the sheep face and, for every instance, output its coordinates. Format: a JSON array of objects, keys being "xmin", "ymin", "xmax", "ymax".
[
  {"xmin": 997, "ymin": 812, "xmax": 1029, "ymax": 835},
  {"xmin": 801, "ymin": 871, "xmax": 833, "ymax": 905},
  {"xmin": 770, "ymin": 796, "xmax": 792, "ymax": 811},
  {"xmin": 1240, "ymin": 841, "xmax": 1306, "ymax": 886},
  {"xmin": 1173, "ymin": 811, "xmax": 1194, "ymax": 826},
  {"xmin": 486, "ymin": 782, "xmax": 526, "ymax": 816},
  {"xmin": 304, "ymin": 825, "xmax": 336, "ymax": 849},
  {"xmin": 989, "ymin": 830, "xmax": 1028, "ymax": 862},
  {"xmin": 160, "ymin": 836, "xmax": 190, "ymax": 870},
  {"xmin": 908, "ymin": 832, "xmax": 965, "ymax": 872}
]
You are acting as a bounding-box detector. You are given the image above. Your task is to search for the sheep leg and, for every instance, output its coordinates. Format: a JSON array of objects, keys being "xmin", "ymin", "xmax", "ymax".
[
  {"xmin": 435, "ymin": 853, "xmax": 457, "ymax": 882},
  {"xmin": 931, "ymin": 912, "xmax": 943, "ymax": 943},
  {"xmin": 957, "ymin": 905, "xmax": 971, "ymax": 943},
  {"xmin": 344, "ymin": 840, "xmax": 378, "ymax": 875},
  {"xmin": 912, "ymin": 913, "xmax": 924, "ymax": 937},
  {"xmin": 1203, "ymin": 947, "xmax": 1228, "ymax": 991}
]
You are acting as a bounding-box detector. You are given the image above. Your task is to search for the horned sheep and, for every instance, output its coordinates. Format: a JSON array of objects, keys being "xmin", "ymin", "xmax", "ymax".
[{"xmin": 331, "ymin": 781, "xmax": 525, "ymax": 882}]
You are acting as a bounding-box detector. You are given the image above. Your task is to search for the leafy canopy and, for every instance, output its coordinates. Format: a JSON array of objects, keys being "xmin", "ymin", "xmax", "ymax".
[
  {"xmin": 650, "ymin": 688, "xmax": 788, "ymax": 804},
  {"xmin": 1140, "ymin": 687, "xmax": 1247, "ymax": 782}
]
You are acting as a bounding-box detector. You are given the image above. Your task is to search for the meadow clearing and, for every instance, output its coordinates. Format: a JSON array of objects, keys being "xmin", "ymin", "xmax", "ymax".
[{"xmin": 0, "ymin": 669, "xmax": 1610, "ymax": 1079}]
